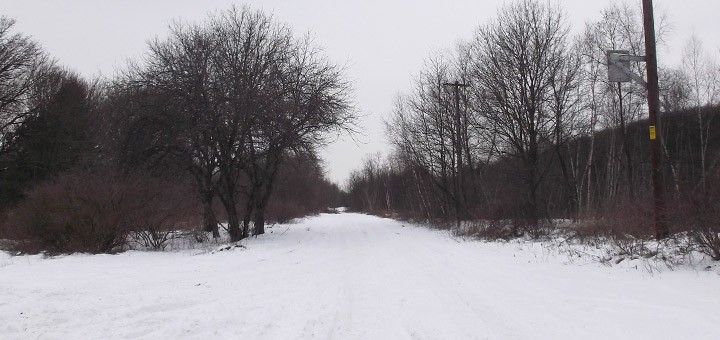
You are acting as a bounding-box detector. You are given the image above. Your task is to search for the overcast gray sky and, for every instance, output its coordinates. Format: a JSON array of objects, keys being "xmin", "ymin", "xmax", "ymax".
[{"xmin": 1, "ymin": 0, "xmax": 718, "ymax": 185}]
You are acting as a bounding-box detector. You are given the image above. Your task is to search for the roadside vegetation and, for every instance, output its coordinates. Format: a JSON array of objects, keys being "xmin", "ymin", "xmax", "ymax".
[
  {"xmin": 0, "ymin": 7, "xmax": 353, "ymax": 254},
  {"xmin": 344, "ymin": 0, "xmax": 720, "ymax": 266}
]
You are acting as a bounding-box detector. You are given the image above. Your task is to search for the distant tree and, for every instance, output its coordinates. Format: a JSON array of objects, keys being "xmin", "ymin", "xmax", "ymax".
[
  {"xmin": 266, "ymin": 151, "xmax": 341, "ymax": 223},
  {"xmin": 346, "ymin": 153, "xmax": 385, "ymax": 213},
  {"xmin": 659, "ymin": 68, "xmax": 692, "ymax": 113}
]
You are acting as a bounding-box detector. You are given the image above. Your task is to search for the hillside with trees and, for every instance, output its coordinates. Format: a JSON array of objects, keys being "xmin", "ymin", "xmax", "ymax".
[{"xmin": 345, "ymin": 1, "xmax": 720, "ymax": 260}]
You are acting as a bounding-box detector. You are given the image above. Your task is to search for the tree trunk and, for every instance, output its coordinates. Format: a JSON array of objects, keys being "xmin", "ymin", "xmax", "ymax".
[
  {"xmin": 253, "ymin": 183, "xmax": 273, "ymax": 236},
  {"xmin": 526, "ymin": 127, "xmax": 540, "ymax": 238},
  {"xmin": 201, "ymin": 191, "xmax": 219, "ymax": 239},
  {"xmin": 242, "ymin": 215, "xmax": 252, "ymax": 239},
  {"xmin": 617, "ymin": 84, "xmax": 635, "ymax": 199},
  {"xmin": 253, "ymin": 203, "xmax": 266, "ymax": 235},
  {"xmin": 556, "ymin": 145, "xmax": 578, "ymax": 217},
  {"xmin": 242, "ymin": 194, "xmax": 255, "ymax": 239},
  {"xmin": 224, "ymin": 197, "xmax": 242, "ymax": 242}
]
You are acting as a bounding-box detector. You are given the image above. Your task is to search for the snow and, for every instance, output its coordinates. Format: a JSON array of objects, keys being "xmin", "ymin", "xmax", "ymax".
[{"xmin": 1, "ymin": 212, "xmax": 718, "ymax": 339}]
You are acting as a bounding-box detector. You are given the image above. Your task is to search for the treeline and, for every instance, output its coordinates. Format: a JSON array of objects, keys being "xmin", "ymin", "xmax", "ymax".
[
  {"xmin": 0, "ymin": 7, "xmax": 353, "ymax": 253},
  {"xmin": 345, "ymin": 0, "xmax": 720, "ymax": 258}
]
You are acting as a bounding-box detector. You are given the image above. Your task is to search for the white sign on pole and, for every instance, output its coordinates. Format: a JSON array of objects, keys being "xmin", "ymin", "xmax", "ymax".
[{"xmin": 607, "ymin": 50, "xmax": 631, "ymax": 83}]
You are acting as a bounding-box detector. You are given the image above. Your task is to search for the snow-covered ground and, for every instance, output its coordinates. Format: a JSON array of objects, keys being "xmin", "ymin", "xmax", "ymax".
[{"xmin": 1, "ymin": 212, "xmax": 718, "ymax": 339}]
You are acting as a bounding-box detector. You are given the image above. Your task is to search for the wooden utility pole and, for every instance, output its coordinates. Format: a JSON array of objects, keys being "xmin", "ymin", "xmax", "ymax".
[
  {"xmin": 641, "ymin": 0, "xmax": 670, "ymax": 239},
  {"xmin": 437, "ymin": 80, "xmax": 448, "ymax": 219},
  {"xmin": 443, "ymin": 81, "xmax": 469, "ymax": 228}
]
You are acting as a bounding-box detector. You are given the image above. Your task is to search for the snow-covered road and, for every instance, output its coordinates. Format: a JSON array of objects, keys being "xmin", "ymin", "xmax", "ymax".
[{"xmin": 1, "ymin": 212, "xmax": 718, "ymax": 339}]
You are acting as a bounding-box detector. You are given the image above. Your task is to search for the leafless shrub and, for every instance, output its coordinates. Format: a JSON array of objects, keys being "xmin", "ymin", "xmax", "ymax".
[
  {"xmin": 693, "ymin": 230, "xmax": 720, "ymax": 260},
  {"xmin": 6, "ymin": 169, "xmax": 198, "ymax": 254},
  {"xmin": 610, "ymin": 236, "xmax": 657, "ymax": 259},
  {"xmin": 574, "ymin": 195, "xmax": 655, "ymax": 239},
  {"xmin": 7, "ymin": 171, "xmax": 130, "ymax": 253},
  {"xmin": 128, "ymin": 178, "xmax": 200, "ymax": 251},
  {"xmin": 265, "ymin": 201, "xmax": 307, "ymax": 224},
  {"xmin": 674, "ymin": 171, "xmax": 720, "ymax": 260},
  {"xmin": 453, "ymin": 220, "xmax": 520, "ymax": 241}
]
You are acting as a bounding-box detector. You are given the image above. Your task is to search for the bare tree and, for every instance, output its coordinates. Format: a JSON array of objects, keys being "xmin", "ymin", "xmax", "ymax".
[
  {"xmin": 579, "ymin": 2, "xmax": 669, "ymax": 202},
  {"xmin": 126, "ymin": 19, "xmax": 223, "ymax": 239},
  {"xmin": 0, "ymin": 17, "xmax": 49, "ymax": 163},
  {"xmin": 242, "ymin": 33, "xmax": 354, "ymax": 236},
  {"xmin": 468, "ymin": 0, "xmax": 576, "ymax": 233},
  {"xmin": 682, "ymin": 36, "xmax": 720, "ymax": 191},
  {"xmin": 659, "ymin": 67, "xmax": 692, "ymax": 113},
  {"xmin": 573, "ymin": 29, "xmax": 610, "ymax": 212},
  {"xmin": 386, "ymin": 52, "xmax": 457, "ymax": 221},
  {"xmin": 204, "ymin": 7, "xmax": 297, "ymax": 240},
  {"xmin": 548, "ymin": 41, "xmax": 583, "ymax": 216},
  {"xmin": 123, "ymin": 6, "xmax": 353, "ymax": 241},
  {"xmin": 657, "ymin": 66, "xmax": 691, "ymax": 197}
]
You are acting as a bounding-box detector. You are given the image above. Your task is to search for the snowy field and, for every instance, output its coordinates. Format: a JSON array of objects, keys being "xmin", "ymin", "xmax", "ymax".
[{"xmin": 1, "ymin": 212, "xmax": 718, "ymax": 339}]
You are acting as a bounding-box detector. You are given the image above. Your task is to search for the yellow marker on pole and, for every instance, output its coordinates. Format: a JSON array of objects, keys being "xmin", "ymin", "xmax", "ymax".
[{"xmin": 649, "ymin": 125, "xmax": 656, "ymax": 140}]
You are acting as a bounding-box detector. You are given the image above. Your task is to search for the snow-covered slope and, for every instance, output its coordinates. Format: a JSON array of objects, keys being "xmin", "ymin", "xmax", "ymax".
[{"xmin": 0, "ymin": 213, "xmax": 718, "ymax": 339}]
